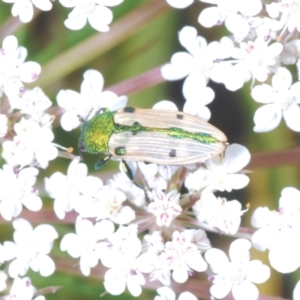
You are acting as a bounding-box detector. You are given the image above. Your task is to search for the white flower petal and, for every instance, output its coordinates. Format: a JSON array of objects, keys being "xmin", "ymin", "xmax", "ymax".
[
  {"xmin": 253, "ymin": 104, "xmax": 282, "ymax": 132},
  {"xmin": 178, "ymin": 26, "xmax": 198, "ymax": 51},
  {"xmin": 283, "ymin": 104, "xmax": 300, "ymax": 131},
  {"xmin": 3, "ymin": 36, "xmax": 18, "ymax": 52},
  {"xmin": 161, "ymin": 52, "xmax": 194, "ymax": 80},
  {"xmin": 238, "ymin": 0, "xmax": 262, "ymax": 16},
  {"xmin": 272, "ymin": 68, "xmax": 292, "ymax": 91},
  {"xmin": 18, "ymin": 62, "xmax": 41, "ymax": 82},
  {"xmin": 251, "ymin": 84, "xmax": 274, "ymax": 104},
  {"xmin": 198, "ymin": 7, "xmax": 220, "ymax": 28},
  {"xmin": 205, "ymin": 248, "xmax": 229, "ymax": 274},
  {"xmin": 172, "ymin": 265, "xmax": 188, "ymax": 283},
  {"xmin": 126, "ymin": 271, "xmax": 144, "ymax": 297},
  {"xmin": 35, "ymin": 254, "xmax": 55, "ymax": 276},
  {"xmin": 232, "ymin": 281, "xmax": 259, "ymax": 300},
  {"xmin": 166, "ymin": 0, "xmax": 193, "ymax": 8},
  {"xmin": 156, "ymin": 287, "xmax": 176, "ymax": 300},
  {"xmin": 183, "ymin": 101, "xmax": 211, "ymax": 121},
  {"xmin": 15, "ymin": 1, "xmax": 34, "ymax": 23},
  {"xmin": 246, "ymin": 260, "xmax": 270, "ymax": 283},
  {"xmin": 22, "ymin": 195, "xmax": 42, "ymax": 211},
  {"xmin": 210, "ymin": 282, "xmax": 232, "ymax": 299},
  {"xmin": 94, "ymin": 220, "xmax": 115, "ymax": 240},
  {"xmin": 269, "ymin": 229, "xmax": 300, "ymax": 273},
  {"xmin": 104, "ymin": 268, "xmax": 126, "ymax": 295},
  {"xmin": 294, "ymin": 280, "xmax": 300, "ymax": 300},
  {"xmin": 87, "ymin": 5, "xmax": 112, "ymax": 32},
  {"xmin": 226, "ymin": 174, "xmax": 250, "ymax": 190},
  {"xmin": 225, "ymin": 14, "xmax": 250, "ymax": 41},
  {"xmin": 178, "ymin": 291, "xmax": 198, "ymax": 300},
  {"xmin": 81, "ymin": 70, "xmax": 104, "ymax": 95},
  {"xmin": 224, "ymin": 144, "xmax": 251, "ymax": 173},
  {"xmin": 64, "ymin": 8, "xmax": 87, "ymax": 30},
  {"xmin": 8, "ymin": 259, "xmax": 28, "ymax": 278},
  {"xmin": 251, "ymin": 227, "xmax": 272, "ymax": 252},
  {"xmin": 153, "ymin": 100, "xmax": 178, "ymax": 110},
  {"xmin": 229, "ymin": 239, "xmax": 251, "ymax": 263}
]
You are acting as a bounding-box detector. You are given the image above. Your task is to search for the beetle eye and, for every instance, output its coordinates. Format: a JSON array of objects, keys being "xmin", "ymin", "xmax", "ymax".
[{"xmin": 78, "ymin": 139, "xmax": 86, "ymax": 152}]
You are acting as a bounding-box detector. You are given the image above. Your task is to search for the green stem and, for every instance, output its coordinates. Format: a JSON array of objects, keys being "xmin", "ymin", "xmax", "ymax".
[
  {"xmin": 31, "ymin": 0, "xmax": 170, "ymax": 89},
  {"xmin": 250, "ymin": 146, "xmax": 300, "ymax": 168},
  {"xmin": 107, "ymin": 65, "xmax": 164, "ymax": 95},
  {"xmin": 0, "ymin": 10, "xmax": 40, "ymax": 41}
]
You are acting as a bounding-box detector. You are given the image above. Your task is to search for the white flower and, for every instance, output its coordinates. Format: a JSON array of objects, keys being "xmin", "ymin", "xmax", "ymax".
[
  {"xmin": 185, "ymin": 144, "xmax": 250, "ymax": 193},
  {"xmin": 5, "ymin": 276, "xmax": 45, "ymax": 300},
  {"xmin": 0, "ymin": 36, "xmax": 41, "ymax": 96},
  {"xmin": 252, "ymin": 67, "xmax": 300, "ymax": 132},
  {"xmin": 61, "ymin": 216, "xmax": 114, "ymax": 276},
  {"xmin": 251, "ymin": 187, "xmax": 300, "ymax": 273},
  {"xmin": 198, "ymin": 0, "xmax": 262, "ymax": 42},
  {"xmin": 193, "ymin": 192, "xmax": 245, "ymax": 234},
  {"xmin": 97, "ymin": 224, "xmax": 141, "ymax": 267},
  {"xmin": 141, "ymin": 231, "xmax": 164, "ymax": 255},
  {"xmin": 138, "ymin": 162, "xmax": 178, "ymax": 190},
  {"xmin": 59, "ymin": 0, "xmax": 123, "ymax": 32},
  {"xmin": 2, "ymin": 116, "xmax": 58, "ymax": 168},
  {"xmin": 2, "ymin": 218, "xmax": 58, "ymax": 277},
  {"xmin": 0, "ymin": 165, "xmax": 42, "ymax": 221},
  {"xmin": 266, "ymin": 0, "xmax": 300, "ymax": 35},
  {"xmin": 103, "ymin": 264, "xmax": 145, "ymax": 297},
  {"xmin": 74, "ymin": 184, "xmax": 134, "ymax": 225},
  {"xmin": 161, "ymin": 27, "xmax": 232, "ymax": 110},
  {"xmin": 45, "ymin": 159, "xmax": 91, "ymax": 219},
  {"xmin": 281, "ymin": 39, "xmax": 300, "ymax": 65},
  {"xmin": 0, "ymin": 114, "xmax": 8, "ymax": 137},
  {"xmin": 137, "ymin": 232, "xmax": 170, "ymax": 285},
  {"xmin": 165, "ymin": 0, "xmax": 193, "ymax": 9},
  {"xmin": 155, "ymin": 286, "xmax": 197, "ymax": 300},
  {"xmin": 57, "ymin": 69, "xmax": 127, "ymax": 131},
  {"xmin": 5, "ymin": 277, "xmax": 43, "ymax": 300},
  {"xmin": 96, "ymin": 225, "xmax": 145, "ymax": 297},
  {"xmin": 221, "ymin": 38, "xmax": 283, "ymax": 91},
  {"xmin": 205, "ymin": 239, "xmax": 270, "ymax": 300},
  {"xmin": 107, "ymin": 170, "xmax": 146, "ymax": 207},
  {"xmin": 8, "ymin": 87, "xmax": 52, "ymax": 121},
  {"xmin": 160, "ymin": 229, "xmax": 210, "ymax": 283},
  {"xmin": 137, "ymin": 251, "xmax": 171, "ymax": 286},
  {"xmin": 148, "ymin": 190, "xmax": 182, "ymax": 227},
  {"xmin": 3, "ymin": 0, "xmax": 52, "ymax": 22}
]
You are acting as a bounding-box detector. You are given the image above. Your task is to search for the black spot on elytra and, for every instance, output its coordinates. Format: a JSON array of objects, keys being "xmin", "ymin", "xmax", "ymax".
[
  {"xmin": 177, "ymin": 114, "xmax": 184, "ymax": 120},
  {"xmin": 115, "ymin": 146, "xmax": 126, "ymax": 155},
  {"xmin": 169, "ymin": 149, "xmax": 176, "ymax": 157},
  {"xmin": 124, "ymin": 107, "xmax": 135, "ymax": 113}
]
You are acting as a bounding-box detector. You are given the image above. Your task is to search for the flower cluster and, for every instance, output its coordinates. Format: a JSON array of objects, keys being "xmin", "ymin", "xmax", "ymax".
[
  {"xmin": 3, "ymin": 0, "xmax": 123, "ymax": 31},
  {"xmin": 0, "ymin": 0, "xmax": 299, "ymax": 299}
]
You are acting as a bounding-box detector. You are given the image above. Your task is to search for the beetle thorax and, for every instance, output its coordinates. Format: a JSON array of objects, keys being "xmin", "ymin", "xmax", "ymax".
[{"xmin": 81, "ymin": 111, "xmax": 115, "ymax": 154}]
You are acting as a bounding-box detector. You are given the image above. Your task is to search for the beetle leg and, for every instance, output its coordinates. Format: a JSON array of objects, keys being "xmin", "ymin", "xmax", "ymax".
[
  {"xmin": 94, "ymin": 155, "xmax": 112, "ymax": 170},
  {"xmin": 121, "ymin": 160, "xmax": 150, "ymax": 203}
]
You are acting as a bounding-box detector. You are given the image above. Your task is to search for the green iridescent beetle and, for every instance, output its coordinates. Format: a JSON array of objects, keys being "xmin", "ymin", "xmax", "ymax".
[{"xmin": 78, "ymin": 107, "xmax": 227, "ymax": 172}]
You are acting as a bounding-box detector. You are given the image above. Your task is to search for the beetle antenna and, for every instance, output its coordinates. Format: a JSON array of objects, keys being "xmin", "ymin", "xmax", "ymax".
[
  {"xmin": 78, "ymin": 146, "xmax": 84, "ymax": 161},
  {"xmin": 77, "ymin": 107, "xmax": 94, "ymax": 124}
]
